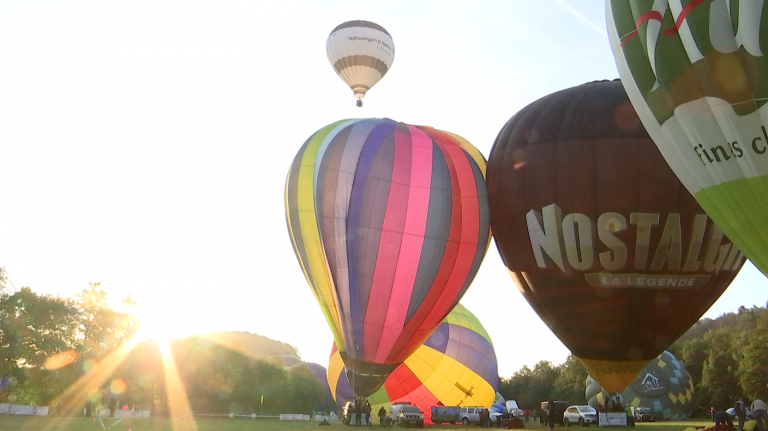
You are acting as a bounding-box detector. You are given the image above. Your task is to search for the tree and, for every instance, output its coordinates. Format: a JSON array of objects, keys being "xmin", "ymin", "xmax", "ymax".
[
  {"xmin": 0, "ymin": 267, "xmax": 8, "ymax": 294},
  {"xmin": 285, "ymin": 364, "xmax": 325, "ymax": 414},
  {"xmin": 499, "ymin": 361, "xmax": 559, "ymax": 409},
  {"xmin": 737, "ymin": 313, "xmax": 768, "ymax": 401},
  {"xmin": 700, "ymin": 327, "xmax": 742, "ymax": 408},
  {"xmin": 551, "ymin": 355, "xmax": 587, "ymax": 404},
  {"xmin": 0, "ymin": 287, "xmax": 79, "ymax": 404}
]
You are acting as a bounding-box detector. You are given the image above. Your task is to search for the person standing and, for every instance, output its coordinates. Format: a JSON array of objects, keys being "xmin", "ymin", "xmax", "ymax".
[
  {"xmin": 711, "ymin": 406, "xmax": 716, "ymax": 421},
  {"xmin": 378, "ymin": 406, "xmax": 387, "ymax": 426},
  {"xmin": 752, "ymin": 398, "xmax": 768, "ymax": 431},
  {"xmin": 546, "ymin": 400, "xmax": 557, "ymax": 431},
  {"xmin": 734, "ymin": 397, "xmax": 748, "ymax": 431},
  {"xmin": 355, "ymin": 399, "xmax": 363, "ymax": 426}
]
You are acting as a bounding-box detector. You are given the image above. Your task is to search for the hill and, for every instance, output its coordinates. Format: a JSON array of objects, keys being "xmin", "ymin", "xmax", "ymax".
[{"xmin": 188, "ymin": 330, "xmax": 300, "ymax": 361}]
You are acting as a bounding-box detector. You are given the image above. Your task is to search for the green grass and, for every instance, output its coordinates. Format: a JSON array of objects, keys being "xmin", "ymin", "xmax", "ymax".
[{"xmin": 0, "ymin": 417, "xmax": 716, "ymax": 431}]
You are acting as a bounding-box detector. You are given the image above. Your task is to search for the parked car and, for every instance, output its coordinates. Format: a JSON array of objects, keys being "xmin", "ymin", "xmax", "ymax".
[
  {"xmin": 563, "ymin": 405, "xmax": 598, "ymax": 427},
  {"xmin": 431, "ymin": 406, "xmax": 460, "ymax": 425},
  {"xmin": 631, "ymin": 407, "xmax": 655, "ymax": 422},
  {"xmin": 459, "ymin": 406, "xmax": 482, "ymax": 425},
  {"xmin": 489, "ymin": 411, "xmax": 504, "ymax": 423},
  {"xmin": 397, "ymin": 405, "xmax": 424, "ymax": 427},
  {"xmin": 506, "ymin": 400, "xmax": 524, "ymax": 417},
  {"xmin": 389, "ymin": 402, "xmax": 414, "ymax": 422},
  {"xmin": 541, "ymin": 401, "xmax": 570, "ymax": 426},
  {"xmin": 494, "ymin": 412, "xmax": 521, "ymax": 428},
  {"xmin": 726, "ymin": 407, "xmax": 754, "ymax": 420}
]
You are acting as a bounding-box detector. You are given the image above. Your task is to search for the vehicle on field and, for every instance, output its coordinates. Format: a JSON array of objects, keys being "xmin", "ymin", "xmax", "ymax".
[
  {"xmin": 727, "ymin": 407, "xmax": 754, "ymax": 420},
  {"xmin": 397, "ymin": 405, "xmax": 424, "ymax": 427},
  {"xmin": 506, "ymin": 400, "xmax": 524, "ymax": 417},
  {"xmin": 540, "ymin": 401, "xmax": 570, "ymax": 426},
  {"xmin": 431, "ymin": 406, "xmax": 460, "ymax": 425},
  {"xmin": 459, "ymin": 406, "xmax": 483, "ymax": 425},
  {"xmin": 563, "ymin": 405, "xmax": 597, "ymax": 427},
  {"xmin": 630, "ymin": 407, "xmax": 654, "ymax": 422},
  {"xmin": 389, "ymin": 402, "xmax": 413, "ymax": 422}
]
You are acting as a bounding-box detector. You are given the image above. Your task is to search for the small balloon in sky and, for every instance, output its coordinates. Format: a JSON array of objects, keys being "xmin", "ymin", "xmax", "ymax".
[{"xmin": 326, "ymin": 21, "xmax": 395, "ymax": 107}]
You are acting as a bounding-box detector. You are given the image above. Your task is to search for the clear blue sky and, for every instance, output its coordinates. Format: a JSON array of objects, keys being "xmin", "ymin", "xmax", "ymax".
[{"xmin": 0, "ymin": 0, "xmax": 765, "ymax": 378}]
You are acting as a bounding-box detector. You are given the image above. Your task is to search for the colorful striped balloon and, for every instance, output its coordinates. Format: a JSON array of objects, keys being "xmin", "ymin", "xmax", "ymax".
[
  {"xmin": 286, "ymin": 118, "xmax": 490, "ymax": 396},
  {"xmin": 328, "ymin": 304, "xmax": 498, "ymax": 423}
]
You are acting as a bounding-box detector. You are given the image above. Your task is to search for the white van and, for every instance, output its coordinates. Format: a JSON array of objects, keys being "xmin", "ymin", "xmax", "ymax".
[{"xmin": 459, "ymin": 407, "xmax": 483, "ymax": 425}]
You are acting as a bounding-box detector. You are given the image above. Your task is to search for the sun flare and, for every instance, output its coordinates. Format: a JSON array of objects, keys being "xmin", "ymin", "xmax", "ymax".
[{"xmin": 115, "ymin": 301, "xmax": 187, "ymax": 343}]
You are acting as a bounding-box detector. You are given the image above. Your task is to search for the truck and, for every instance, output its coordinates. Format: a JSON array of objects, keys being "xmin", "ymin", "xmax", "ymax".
[
  {"xmin": 506, "ymin": 400, "xmax": 524, "ymax": 417},
  {"xmin": 630, "ymin": 407, "xmax": 655, "ymax": 422},
  {"xmin": 540, "ymin": 400, "xmax": 570, "ymax": 426},
  {"xmin": 431, "ymin": 406, "xmax": 460, "ymax": 425}
]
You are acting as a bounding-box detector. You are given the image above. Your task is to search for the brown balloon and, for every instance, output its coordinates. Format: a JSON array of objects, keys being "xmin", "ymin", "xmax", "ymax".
[{"xmin": 487, "ymin": 80, "xmax": 744, "ymax": 393}]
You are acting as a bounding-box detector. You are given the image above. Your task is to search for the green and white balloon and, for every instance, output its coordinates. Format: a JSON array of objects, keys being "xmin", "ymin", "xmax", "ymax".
[
  {"xmin": 607, "ymin": 0, "xmax": 768, "ymax": 275},
  {"xmin": 585, "ymin": 351, "xmax": 693, "ymax": 420}
]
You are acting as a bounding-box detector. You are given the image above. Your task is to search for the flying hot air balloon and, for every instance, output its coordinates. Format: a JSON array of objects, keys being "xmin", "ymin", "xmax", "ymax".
[
  {"xmin": 286, "ymin": 118, "xmax": 490, "ymax": 396},
  {"xmin": 326, "ymin": 21, "xmax": 395, "ymax": 107},
  {"xmin": 486, "ymin": 80, "xmax": 744, "ymax": 394},
  {"xmin": 607, "ymin": 1, "xmax": 768, "ymax": 276}
]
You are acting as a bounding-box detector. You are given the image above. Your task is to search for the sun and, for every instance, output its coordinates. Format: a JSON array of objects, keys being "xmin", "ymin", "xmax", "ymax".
[{"xmin": 114, "ymin": 301, "xmax": 187, "ymax": 343}]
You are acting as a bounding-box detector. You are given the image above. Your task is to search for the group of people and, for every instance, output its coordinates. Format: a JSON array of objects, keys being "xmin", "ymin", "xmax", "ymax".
[
  {"xmin": 711, "ymin": 397, "xmax": 768, "ymax": 431},
  {"xmin": 346, "ymin": 397, "xmax": 373, "ymax": 426},
  {"xmin": 477, "ymin": 408, "xmax": 494, "ymax": 427}
]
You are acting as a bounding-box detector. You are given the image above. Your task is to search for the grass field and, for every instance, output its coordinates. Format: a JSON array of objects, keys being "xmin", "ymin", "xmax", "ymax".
[{"xmin": 0, "ymin": 417, "xmax": 715, "ymax": 431}]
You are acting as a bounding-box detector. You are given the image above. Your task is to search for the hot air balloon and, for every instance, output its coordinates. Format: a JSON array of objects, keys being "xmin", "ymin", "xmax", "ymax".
[
  {"xmin": 607, "ymin": 1, "xmax": 768, "ymax": 276},
  {"xmin": 328, "ymin": 304, "xmax": 498, "ymax": 424},
  {"xmin": 286, "ymin": 118, "xmax": 490, "ymax": 396},
  {"xmin": 486, "ymin": 80, "xmax": 744, "ymax": 394},
  {"xmin": 586, "ymin": 351, "xmax": 694, "ymax": 421},
  {"xmin": 326, "ymin": 21, "xmax": 395, "ymax": 107}
]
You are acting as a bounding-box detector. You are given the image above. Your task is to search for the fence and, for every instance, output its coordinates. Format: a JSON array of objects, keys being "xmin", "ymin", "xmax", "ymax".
[
  {"xmin": 279, "ymin": 414, "xmax": 311, "ymax": 421},
  {"xmin": 96, "ymin": 409, "xmax": 151, "ymax": 418},
  {"xmin": 0, "ymin": 404, "xmax": 49, "ymax": 416}
]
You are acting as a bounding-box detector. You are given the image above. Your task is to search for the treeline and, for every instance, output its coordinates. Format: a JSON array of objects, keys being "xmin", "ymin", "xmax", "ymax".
[
  {"xmin": 0, "ymin": 269, "xmax": 330, "ymax": 415},
  {"xmin": 498, "ymin": 303, "xmax": 768, "ymax": 415},
  {"xmin": 497, "ymin": 355, "xmax": 589, "ymax": 410},
  {"xmin": 668, "ymin": 304, "xmax": 768, "ymax": 412}
]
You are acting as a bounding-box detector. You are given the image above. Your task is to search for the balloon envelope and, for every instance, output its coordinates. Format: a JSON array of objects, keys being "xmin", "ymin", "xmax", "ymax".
[
  {"xmin": 586, "ymin": 351, "xmax": 694, "ymax": 420},
  {"xmin": 607, "ymin": 1, "xmax": 768, "ymax": 276},
  {"xmin": 486, "ymin": 80, "xmax": 743, "ymax": 393},
  {"xmin": 287, "ymin": 118, "xmax": 490, "ymax": 396},
  {"xmin": 328, "ymin": 304, "xmax": 498, "ymax": 423},
  {"xmin": 326, "ymin": 21, "xmax": 395, "ymax": 105}
]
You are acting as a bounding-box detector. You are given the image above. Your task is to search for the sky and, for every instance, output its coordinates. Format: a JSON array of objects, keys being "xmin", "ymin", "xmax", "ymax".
[{"xmin": 1, "ymin": 0, "xmax": 766, "ymax": 380}]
